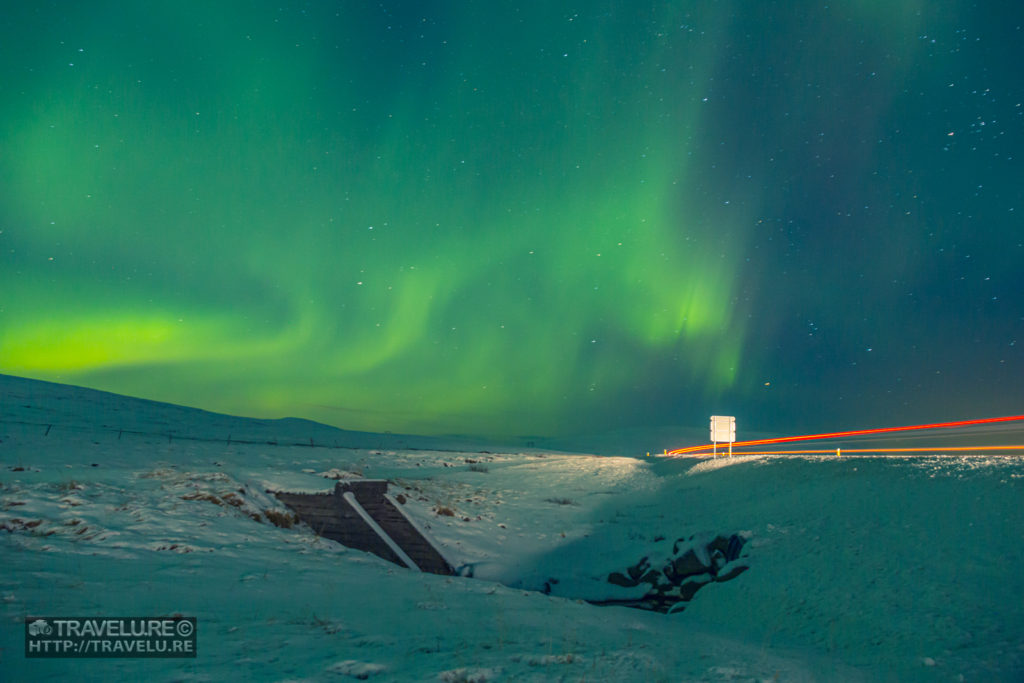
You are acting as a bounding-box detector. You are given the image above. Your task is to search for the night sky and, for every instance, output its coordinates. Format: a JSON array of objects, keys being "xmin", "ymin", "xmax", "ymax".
[{"xmin": 2, "ymin": 2, "xmax": 1022, "ymax": 440}]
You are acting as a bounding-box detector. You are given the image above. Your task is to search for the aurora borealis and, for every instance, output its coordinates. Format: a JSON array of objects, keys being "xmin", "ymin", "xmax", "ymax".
[{"xmin": 2, "ymin": 2, "xmax": 1022, "ymax": 439}]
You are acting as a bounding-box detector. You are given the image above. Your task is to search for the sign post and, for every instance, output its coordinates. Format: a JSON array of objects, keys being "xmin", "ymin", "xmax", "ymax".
[{"xmin": 710, "ymin": 415, "xmax": 736, "ymax": 458}]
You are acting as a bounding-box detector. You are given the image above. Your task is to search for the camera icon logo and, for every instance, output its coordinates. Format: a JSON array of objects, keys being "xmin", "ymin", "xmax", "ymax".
[{"xmin": 28, "ymin": 619, "xmax": 53, "ymax": 636}]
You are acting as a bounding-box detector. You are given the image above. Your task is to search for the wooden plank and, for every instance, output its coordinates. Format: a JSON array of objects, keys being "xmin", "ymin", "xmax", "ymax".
[{"xmin": 273, "ymin": 480, "xmax": 453, "ymax": 575}]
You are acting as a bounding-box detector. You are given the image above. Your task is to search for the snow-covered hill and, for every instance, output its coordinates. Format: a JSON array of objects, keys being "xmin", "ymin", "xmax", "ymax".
[{"xmin": 2, "ymin": 374, "xmax": 1022, "ymax": 681}]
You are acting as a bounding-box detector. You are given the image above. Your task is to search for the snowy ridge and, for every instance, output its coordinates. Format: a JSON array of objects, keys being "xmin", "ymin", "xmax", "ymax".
[
  {"xmin": 0, "ymin": 373, "xmax": 529, "ymax": 455},
  {"xmin": 3, "ymin": 374, "xmax": 1024, "ymax": 681}
]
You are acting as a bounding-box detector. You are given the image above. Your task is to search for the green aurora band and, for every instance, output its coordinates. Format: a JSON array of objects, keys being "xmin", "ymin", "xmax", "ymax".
[{"xmin": 2, "ymin": 2, "xmax": 1022, "ymax": 438}]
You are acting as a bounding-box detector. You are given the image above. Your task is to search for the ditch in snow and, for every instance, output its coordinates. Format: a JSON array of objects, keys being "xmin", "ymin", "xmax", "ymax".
[{"xmin": 272, "ymin": 477, "xmax": 749, "ymax": 614}]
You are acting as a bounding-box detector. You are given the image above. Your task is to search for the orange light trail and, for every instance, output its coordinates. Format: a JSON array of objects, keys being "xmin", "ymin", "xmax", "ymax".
[
  {"xmin": 666, "ymin": 415, "xmax": 1024, "ymax": 455},
  {"xmin": 706, "ymin": 446, "xmax": 1024, "ymax": 456}
]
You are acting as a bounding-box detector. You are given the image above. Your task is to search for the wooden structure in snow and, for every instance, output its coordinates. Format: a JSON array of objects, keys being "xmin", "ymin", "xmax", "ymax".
[{"xmin": 274, "ymin": 480, "xmax": 453, "ymax": 575}]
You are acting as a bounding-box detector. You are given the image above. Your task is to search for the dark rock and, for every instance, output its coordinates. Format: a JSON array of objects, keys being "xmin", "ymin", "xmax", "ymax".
[
  {"xmin": 601, "ymin": 531, "xmax": 750, "ymax": 613},
  {"xmin": 607, "ymin": 571, "xmax": 638, "ymax": 588},
  {"xmin": 671, "ymin": 547, "xmax": 712, "ymax": 579},
  {"xmin": 726, "ymin": 534, "xmax": 745, "ymax": 561},
  {"xmin": 627, "ymin": 556, "xmax": 650, "ymax": 582},
  {"xmin": 678, "ymin": 573, "xmax": 714, "ymax": 601},
  {"xmin": 716, "ymin": 563, "xmax": 750, "ymax": 582},
  {"xmin": 710, "ymin": 549, "xmax": 727, "ymax": 572},
  {"xmin": 639, "ymin": 569, "xmax": 662, "ymax": 586},
  {"xmin": 707, "ymin": 534, "xmax": 732, "ymax": 557}
]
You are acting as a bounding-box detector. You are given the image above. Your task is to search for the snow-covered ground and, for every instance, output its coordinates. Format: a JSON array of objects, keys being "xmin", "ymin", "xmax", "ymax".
[{"xmin": 2, "ymin": 374, "xmax": 1022, "ymax": 681}]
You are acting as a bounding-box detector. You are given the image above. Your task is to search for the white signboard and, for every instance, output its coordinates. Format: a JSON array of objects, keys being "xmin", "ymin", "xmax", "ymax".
[{"xmin": 710, "ymin": 415, "xmax": 736, "ymax": 443}]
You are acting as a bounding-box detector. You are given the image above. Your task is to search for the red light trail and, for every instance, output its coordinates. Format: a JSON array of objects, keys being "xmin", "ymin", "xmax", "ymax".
[
  {"xmin": 666, "ymin": 415, "xmax": 1024, "ymax": 455},
  {"xmin": 704, "ymin": 446, "xmax": 1024, "ymax": 456}
]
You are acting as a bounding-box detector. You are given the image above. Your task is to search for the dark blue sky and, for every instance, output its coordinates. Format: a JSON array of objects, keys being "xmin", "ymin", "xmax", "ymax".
[{"xmin": 1, "ymin": 1, "xmax": 1021, "ymax": 438}]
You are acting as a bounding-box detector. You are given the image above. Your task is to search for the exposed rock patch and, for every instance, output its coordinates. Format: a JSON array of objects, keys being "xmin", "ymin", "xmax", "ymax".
[{"xmin": 601, "ymin": 532, "xmax": 749, "ymax": 613}]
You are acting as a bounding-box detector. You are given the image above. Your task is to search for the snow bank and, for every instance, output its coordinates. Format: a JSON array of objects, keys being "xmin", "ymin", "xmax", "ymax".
[{"xmin": 3, "ymin": 375, "xmax": 1022, "ymax": 680}]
